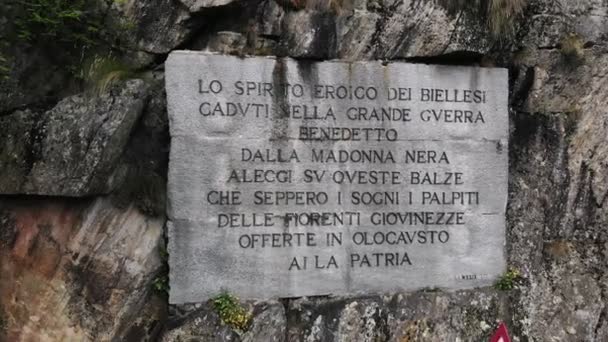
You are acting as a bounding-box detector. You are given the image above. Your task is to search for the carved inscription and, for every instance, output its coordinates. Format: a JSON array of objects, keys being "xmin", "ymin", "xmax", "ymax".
[{"xmin": 166, "ymin": 52, "xmax": 508, "ymax": 303}]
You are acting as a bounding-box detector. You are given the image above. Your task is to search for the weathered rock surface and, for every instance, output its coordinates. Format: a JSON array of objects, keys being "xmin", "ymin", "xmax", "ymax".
[
  {"xmin": 0, "ymin": 80, "xmax": 148, "ymax": 196},
  {"xmin": 0, "ymin": 1, "xmax": 78, "ymax": 115},
  {"xmin": 161, "ymin": 292, "xmax": 511, "ymax": 342},
  {"xmin": 161, "ymin": 304, "xmax": 240, "ymax": 342},
  {"xmin": 120, "ymin": 0, "xmax": 195, "ymax": 54},
  {"xmin": 3, "ymin": 0, "xmax": 608, "ymax": 341},
  {"xmin": 196, "ymin": 0, "xmax": 492, "ymax": 59},
  {"xmin": 180, "ymin": 0, "xmax": 238, "ymax": 12},
  {"xmin": 287, "ymin": 291, "xmax": 512, "ymax": 342},
  {"xmin": 162, "ymin": 301, "xmax": 286, "ymax": 342},
  {"xmin": 506, "ymin": 52, "xmax": 608, "ymax": 342},
  {"xmin": 0, "ymin": 197, "xmax": 165, "ymax": 341},
  {"xmin": 110, "ymin": 73, "xmax": 170, "ymax": 217}
]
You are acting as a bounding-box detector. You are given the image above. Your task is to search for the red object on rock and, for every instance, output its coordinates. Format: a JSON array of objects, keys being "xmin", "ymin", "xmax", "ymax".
[{"xmin": 490, "ymin": 323, "xmax": 511, "ymax": 342}]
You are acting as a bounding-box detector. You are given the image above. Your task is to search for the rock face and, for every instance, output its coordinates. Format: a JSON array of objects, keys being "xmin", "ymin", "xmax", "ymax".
[
  {"xmin": 2, "ymin": 0, "xmax": 608, "ymax": 341},
  {"xmin": 0, "ymin": 197, "xmax": 164, "ymax": 341},
  {"xmin": 286, "ymin": 292, "xmax": 511, "ymax": 341},
  {"xmin": 121, "ymin": 0, "xmax": 195, "ymax": 54},
  {"xmin": 0, "ymin": 80, "xmax": 148, "ymax": 196},
  {"xmin": 162, "ymin": 301, "xmax": 286, "ymax": 342},
  {"xmin": 180, "ymin": 0, "xmax": 238, "ymax": 12}
]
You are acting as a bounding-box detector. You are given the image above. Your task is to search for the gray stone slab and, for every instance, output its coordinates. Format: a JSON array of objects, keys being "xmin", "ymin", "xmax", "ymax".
[{"xmin": 165, "ymin": 51, "xmax": 508, "ymax": 304}]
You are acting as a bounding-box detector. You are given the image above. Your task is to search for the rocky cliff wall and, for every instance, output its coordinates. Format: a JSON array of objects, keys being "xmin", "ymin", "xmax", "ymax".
[{"xmin": 1, "ymin": 0, "xmax": 608, "ymax": 341}]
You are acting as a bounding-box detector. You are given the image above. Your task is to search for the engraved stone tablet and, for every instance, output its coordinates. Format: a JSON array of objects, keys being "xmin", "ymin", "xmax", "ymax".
[{"xmin": 165, "ymin": 51, "xmax": 508, "ymax": 304}]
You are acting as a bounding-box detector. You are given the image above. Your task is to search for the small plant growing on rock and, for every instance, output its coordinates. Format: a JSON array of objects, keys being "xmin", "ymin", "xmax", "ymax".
[
  {"xmin": 152, "ymin": 244, "xmax": 170, "ymax": 295},
  {"xmin": 495, "ymin": 267, "xmax": 523, "ymax": 290},
  {"xmin": 560, "ymin": 33, "xmax": 585, "ymax": 65},
  {"xmin": 152, "ymin": 274, "xmax": 169, "ymax": 294},
  {"xmin": 212, "ymin": 292, "xmax": 252, "ymax": 332}
]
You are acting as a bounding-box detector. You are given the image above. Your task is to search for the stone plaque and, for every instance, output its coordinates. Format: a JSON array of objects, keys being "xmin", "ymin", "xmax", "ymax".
[{"xmin": 165, "ymin": 51, "xmax": 508, "ymax": 304}]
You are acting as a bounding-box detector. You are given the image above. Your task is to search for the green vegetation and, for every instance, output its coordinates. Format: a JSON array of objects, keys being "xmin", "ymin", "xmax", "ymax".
[
  {"xmin": 560, "ymin": 33, "xmax": 585, "ymax": 65},
  {"xmin": 152, "ymin": 244, "xmax": 170, "ymax": 295},
  {"xmin": 7, "ymin": 0, "xmax": 136, "ymax": 85},
  {"xmin": 152, "ymin": 274, "xmax": 169, "ymax": 294},
  {"xmin": 212, "ymin": 292, "xmax": 252, "ymax": 332},
  {"xmin": 495, "ymin": 267, "xmax": 523, "ymax": 290},
  {"xmin": 15, "ymin": 0, "xmax": 105, "ymax": 48}
]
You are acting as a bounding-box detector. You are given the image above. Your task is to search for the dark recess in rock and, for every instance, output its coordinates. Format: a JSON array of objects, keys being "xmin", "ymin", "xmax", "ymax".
[{"xmin": 0, "ymin": 210, "xmax": 17, "ymax": 249}]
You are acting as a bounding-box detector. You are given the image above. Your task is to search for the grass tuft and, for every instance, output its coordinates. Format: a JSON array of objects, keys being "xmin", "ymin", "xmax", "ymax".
[
  {"xmin": 80, "ymin": 55, "xmax": 136, "ymax": 95},
  {"xmin": 487, "ymin": 0, "xmax": 527, "ymax": 38}
]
